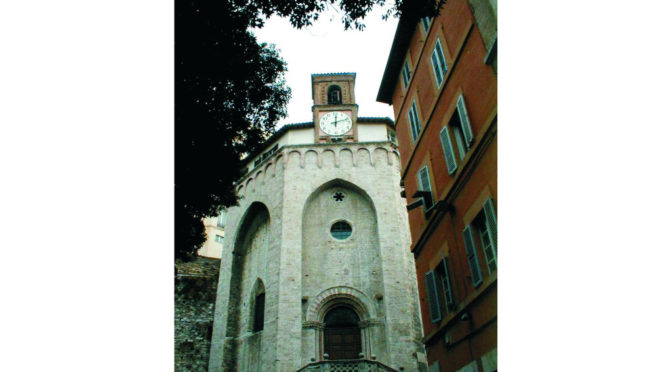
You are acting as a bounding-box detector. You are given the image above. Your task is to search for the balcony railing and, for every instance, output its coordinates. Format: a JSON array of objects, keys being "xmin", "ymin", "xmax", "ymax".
[{"xmin": 297, "ymin": 359, "xmax": 398, "ymax": 372}]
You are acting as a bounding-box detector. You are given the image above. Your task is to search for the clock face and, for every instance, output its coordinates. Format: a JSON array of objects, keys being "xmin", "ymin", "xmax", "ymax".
[{"xmin": 319, "ymin": 111, "xmax": 352, "ymax": 136}]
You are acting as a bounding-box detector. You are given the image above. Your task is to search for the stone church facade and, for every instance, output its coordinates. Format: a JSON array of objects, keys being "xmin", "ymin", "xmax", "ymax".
[{"xmin": 209, "ymin": 73, "xmax": 427, "ymax": 372}]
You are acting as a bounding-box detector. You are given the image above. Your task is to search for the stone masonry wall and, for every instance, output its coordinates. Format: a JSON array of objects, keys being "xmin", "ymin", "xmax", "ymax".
[
  {"xmin": 210, "ymin": 141, "xmax": 427, "ymax": 372},
  {"xmin": 176, "ymin": 257, "xmax": 221, "ymax": 372}
]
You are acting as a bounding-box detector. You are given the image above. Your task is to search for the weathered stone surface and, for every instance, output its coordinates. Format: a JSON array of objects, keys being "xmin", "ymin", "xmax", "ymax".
[
  {"xmin": 209, "ymin": 142, "xmax": 426, "ymax": 372},
  {"xmin": 175, "ymin": 257, "xmax": 221, "ymax": 372}
]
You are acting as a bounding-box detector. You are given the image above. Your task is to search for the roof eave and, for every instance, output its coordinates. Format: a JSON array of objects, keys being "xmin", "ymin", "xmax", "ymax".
[{"xmin": 376, "ymin": 14, "xmax": 418, "ymax": 105}]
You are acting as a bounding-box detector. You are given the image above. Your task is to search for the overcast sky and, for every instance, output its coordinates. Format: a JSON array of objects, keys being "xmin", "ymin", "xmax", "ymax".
[{"xmin": 252, "ymin": 7, "xmax": 399, "ymax": 128}]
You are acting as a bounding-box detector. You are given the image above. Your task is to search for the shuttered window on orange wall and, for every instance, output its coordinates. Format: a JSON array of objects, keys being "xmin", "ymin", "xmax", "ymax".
[
  {"xmin": 416, "ymin": 166, "xmax": 434, "ymax": 211},
  {"xmin": 440, "ymin": 256, "xmax": 455, "ymax": 308},
  {"xmin": 409, "ymin": 101, "xmax": 421, "ymax": 141},
  {"xmin": 431, "ymin": 40, "xmax": 449, "ymax": 87},
  {"xmin": 456, "ymin": 94, "xmax": 474, "ymax": 146},
  {"xmin": 425, "ymin": 270, "xmax": 442, "ymax": 323},
  {"xmin": 402, "ymin": 59, "xmax": 411, "ymax": 88},
  {"xmin": 481, "ymin": 197, "xmax": 498, "ymax": 273},
  {"xmin": 463, "ymin": 225, "xmax": 483, "ymax": 287},
  {"xmin": 439, "ymin": 126, "xmax": 458, "ymax": 174}
]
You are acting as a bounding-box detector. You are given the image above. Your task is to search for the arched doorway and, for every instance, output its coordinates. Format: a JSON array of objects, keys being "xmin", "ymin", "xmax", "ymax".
[{"xmin": 323, "ymin": 306, "xmax": 361, "ymax": 360}]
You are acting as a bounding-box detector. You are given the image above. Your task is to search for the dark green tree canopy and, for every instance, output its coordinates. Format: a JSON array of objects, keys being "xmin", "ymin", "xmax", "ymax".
[{"xmin": 176, "ymin": 0, "xmax": 442, "ymax": 260}]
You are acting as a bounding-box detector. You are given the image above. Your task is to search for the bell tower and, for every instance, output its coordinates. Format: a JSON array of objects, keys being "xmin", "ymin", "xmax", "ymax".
[{"xmin": 311, "ymin": 73, "xmax": 359, "ymax": 143}]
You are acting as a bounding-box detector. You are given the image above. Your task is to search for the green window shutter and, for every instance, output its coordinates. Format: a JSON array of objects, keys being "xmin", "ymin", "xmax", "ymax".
[
  {"xmin": 456, "ymin": 95, "xmax": 473, "ymax": 146},
  {"xmin": 441, "ymin": 257, "xmax": 455, "ymax": 307},
  {"xmin": 409, "ymin": 102, "xmax": 421, "ymax": 141},
  {"xmin": 439, "ymin": 127, "xmax": 458, "ymax": 174},
  {"xmin": 463, "ymin": 225, "xmax": 483, "ymax": 287},
  {"xmin": 431, "ymin": 49, "xmax": 442, "ymax": 87},
  {"xmin": 483, "ymin": 197, "xmax": 497, "ymax": 253},
  {"xmin": 417, "ymin": 166, "xmax": 434, "ymax": 209},
  {"xmin": 422, "ymin": 17, "xmax": 431, "ymax": 32},
  {"xmin": 425, "ymin": 270, "xmax": 442, "ymax": 323},
  {"xmin": 435, "ymin": 40, "xmax": 448, "ymax": 76},
  {"xmin": 402, "ymin": 60, "xmax": 411, "ymax": 88}
]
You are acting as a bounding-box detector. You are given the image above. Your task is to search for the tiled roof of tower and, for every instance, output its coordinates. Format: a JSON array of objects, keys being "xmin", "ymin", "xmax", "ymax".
[{"xmin": 311, "ymin": 72, "xmax": 356, "ymax": 77}]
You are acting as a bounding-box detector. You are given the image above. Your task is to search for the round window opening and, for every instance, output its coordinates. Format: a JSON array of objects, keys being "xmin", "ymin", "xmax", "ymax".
[{"xmin": 330, "ymin": 221, "xmax": 352, "ymax": 240}]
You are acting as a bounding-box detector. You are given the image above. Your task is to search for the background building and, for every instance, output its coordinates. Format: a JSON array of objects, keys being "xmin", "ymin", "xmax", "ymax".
[
  {"xmin": 377, "ymin": 1, "xmax": 497, "ymax": 371},
  {"xmin": 209, "ymin": 73, "xmax": 426, "ymax": 372},
  {"xmin": 198, "ymin": 212, "xmax": 227, "ymax": 259}
]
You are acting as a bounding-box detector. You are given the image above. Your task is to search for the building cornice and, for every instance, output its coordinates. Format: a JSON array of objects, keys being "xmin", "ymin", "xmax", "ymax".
[
  {"xmin": 238, "ymin": 140, "xmax": 398, "ymax": 184},
  {"xmin": 376, "ymin": 13, "xmax": 419, "ymax": 104},
  {"xmin": 243, "ymin": 118, "xmax": 396, "ymax": 168}
]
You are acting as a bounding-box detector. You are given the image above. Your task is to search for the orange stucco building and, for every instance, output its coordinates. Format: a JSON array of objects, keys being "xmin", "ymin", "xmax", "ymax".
[{"xmin": 377, "ymin": 1, "xmax": 497, "ymax": 371}]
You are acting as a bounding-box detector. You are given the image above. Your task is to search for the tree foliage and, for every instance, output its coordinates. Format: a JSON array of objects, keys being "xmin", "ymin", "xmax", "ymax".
[{"xmin": 176, "ymin": 0, "xmax": 442, "ymax": 261}]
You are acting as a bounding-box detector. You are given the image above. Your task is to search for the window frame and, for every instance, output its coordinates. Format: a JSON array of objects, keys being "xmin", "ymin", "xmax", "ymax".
[
  {"xmin": 435, "ymin": 255, "xmax": 455, "ymax": 311},
  {"xmin": 463, "ymin": 225, "xmax": 484, "ymax": 287},
  {"xmin": 430, "ymin": 39, "xmax": 449, "ymax": 88},
  {"xmin": 408, "ymin": 100, "xmax": 422, "ymax": 142},
  {"xmin": 253, "ymin": 292, "xmax": 265, "ymax": 332},
  {"xmin": 476, "ymin": 197, "xmax": 497, "ymax": 274},
  {"xmin": 214, "ymin": 234, "xmax": 224, "ymax": 244},
  {"xmin": 477, "ymin": 219, "xmax": 497, "ymax": 274},
  {"xmin": 416, "ymin": 165, "xmax": 434, "ymax": 211},
  {"xmin": 456, "ymin": 94, "xmax": 474, "ymax": 146},
  {"xmin": 439, "ymin": 126, "xmax": 458, "ymax": 175},
  {"xmin": 330, "ymin": 220, "xmax": 353, "ymax": 240},
  {"xmin": 421, "ymin": 16, "xmax": 432, "ymax": 33},
  {"xmin": 217, "ymin": 211, "xmax": 226, "ymax": 228},
  {"xmin": 401, "ymin": 58, "xmax": 412, "ymax": 89},
  {"xmin": 424, "ymin": 270, "xmax": 442, "ymax": 323}
]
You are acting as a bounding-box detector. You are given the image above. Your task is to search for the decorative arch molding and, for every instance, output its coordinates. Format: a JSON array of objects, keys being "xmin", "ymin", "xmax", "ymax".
[
  {"xmin": 306, "ymin": 286, "xmax": 376, "ymax": 323},
  {"xmin": 232, "ymin": 201, "xmax": 271, "ymax": 256},
  {"xmin": 301, "ymin": 178, "xmax": 377, "ymax": 220}
]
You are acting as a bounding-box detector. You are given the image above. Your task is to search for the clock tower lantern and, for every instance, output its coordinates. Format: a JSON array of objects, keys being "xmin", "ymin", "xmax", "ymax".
[{"xmin": 312, "ymin": 72, "xmax": 359, "ymax": 143}]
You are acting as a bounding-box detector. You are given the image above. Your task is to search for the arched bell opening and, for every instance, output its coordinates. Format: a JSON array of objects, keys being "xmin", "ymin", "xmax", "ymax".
[{"xmin": 327, "ymin": 85, "xmax": 342, "ymax": 104}]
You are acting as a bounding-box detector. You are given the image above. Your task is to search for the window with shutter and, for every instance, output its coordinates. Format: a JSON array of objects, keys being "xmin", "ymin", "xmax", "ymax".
[
  {"xmin": 402, "ymin": 59, "xmax": 412, "ymax": 88},
  {"xmin": 421, "ymin": 17, "xmax": 432, "ymax": 32},
  {"xmin": 416, "ymin": 166, "xmax": 434, "ymax": 210},
  {"xmin": 440, "ymin": 257, "xmax": 455, "ymax": 307},
  {"xmin": 483, "ymin": 197, "xmax": 497, "ymax": 253},
  {"xmin": 448, "ymin": 103, "xmax": 469, "ymax": 160},
  {"xmin": 473, "ymin": 197, "xmax": 497, "ymax": 274},
  {"xmin": 431, "ymin": 40, "xmax": 449, "ymax": 87},
  {"xmin": 440, "ymin": 126, "xmax": 458, "ymax": 174},
  {"xmin": 456, "ymin": 95, "xmax": 473, "ymax": 146},
  {"xmin": 408, "ymin": 101, "xmax": 421, "ymax": 142},
  {"xmin": 424, "ymin": 270, "xmax": 442, "ymax": 323},
  {"xmin": 463, "ymin": 225, "xmax": 483, "ymax": 287},
  {"xmin": 435, "ymin": 256, "xmax": 455, "ymax": 313}
]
